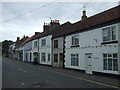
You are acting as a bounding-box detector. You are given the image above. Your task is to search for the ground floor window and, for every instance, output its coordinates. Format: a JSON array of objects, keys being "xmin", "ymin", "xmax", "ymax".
[
  {"xmin": 41, "ymin": 53, "xmax": 46, "ymax": 62},
  {"xmin": 54, "ymin": 54, "xmax": 58, "ymax": 63},
  {"xmin": 30, "ymin": 52, "xmax": 31, "ymax": 61},
  {"xmin": 48, "ymin": 53, "xmax": 50, "ymax": 61},
  {"xmin": 71, "ymin": 54, "xmax": 79, "ymax": 66},
  {"xmin": 60, "ymin": 53, "xmax": 63, "ymax": 61},
  {"xmin": 26, "ymin": 53, "xmax": 28, "ymax": 61},
  {"xmin": 103, "ymin": 53, "xmax": 118, "ymax": 71}
]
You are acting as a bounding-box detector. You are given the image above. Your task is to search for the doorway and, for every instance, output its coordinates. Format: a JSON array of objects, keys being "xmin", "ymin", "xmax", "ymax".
[
  {"xmin": 85, "ymin": 53, "xmax": 92, "ymax": 74},
  {"xmin": 33, "ymin": 52, "xmax": 38, "ymax": 63}
]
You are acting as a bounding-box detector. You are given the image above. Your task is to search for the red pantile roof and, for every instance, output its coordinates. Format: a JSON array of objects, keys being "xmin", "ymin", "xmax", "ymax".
[
  {"xmin": 52, "ymin": 21, "xmax": 72, "ymax": 38},
  {"xmin": 21, "ymin": 5, "xmax": 120, "ymax": 45},
  {"xmin": 52, "ymin": 5, "xmax": 120, "ymax": 38},
  {"xmin": 20, "ymin": 33, "xmax": 41, "ymax": 46}
]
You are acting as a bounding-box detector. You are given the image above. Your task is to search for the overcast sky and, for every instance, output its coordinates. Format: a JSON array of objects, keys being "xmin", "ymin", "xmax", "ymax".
[{"xmin": 0, "ymin": 1, "xmax": 119, "ymax": 42}]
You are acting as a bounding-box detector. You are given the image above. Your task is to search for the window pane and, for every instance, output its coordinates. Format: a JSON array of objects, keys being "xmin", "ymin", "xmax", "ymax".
[
  {"xmin": 103, "ymin": 59, "xmax": 107, "ymax": 70},
  {"xmin": 72, "ymin": 35, "xmax": 79, "ymax": 46},
  {"xmin": 103, "ymin": 54, "xmax": 107, "ymax": 58},
  {"xmin": 108, "ymin": 59, "xmax": 112, "ymax": 70},
  {"xmin": 48, "ymin": 54, "xmax": 50, "ymax": 61},
  {"xmin": 60, "ymin": 53, "xmax": 63, "ymax": 61},
  {"xmin": 111, "ymin": 26, "xmax": 116, "ymax": 40},
  {"xmin": 41, "ymin": 39, "xmax": 46, "ymax": 46},
  {"xmin": 54, "ymin": 54, "xmax": 58, "ymax": 62},
  {"xmin": 54, "ymin": 40, "xmax": 58, "ymax": 48},
  {"xmin": 71, "ymin": 54, "xmax": 79, "ymax": 66},
  {"xmin": 41, "ymin": 53, "xmax": 46, "ymax": 62},
  {"xmin": 113, "ymin": 53, "xmax": 117, "ymax": 58},
  {"xmin": 113, "ymin": 59, "xmax": 118, "ymax": 71},
  {"xmin": 108, "ymin": 54, "xmax": 112, "ymax": 57},
  {"xmin": 103, "ymin": 28, "xmax": 110, "ymax": 41}
]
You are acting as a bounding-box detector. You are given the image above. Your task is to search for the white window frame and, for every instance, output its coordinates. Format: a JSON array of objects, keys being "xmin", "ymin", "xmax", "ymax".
[
  {"xmin": 54, "ymin": 54, "xmax": 58, "ymax": 63},
  {"xmin": 103, "ymin": 26, "xmax": 116, "ymax": 42},
  {"xmin": 71, "ymin": 35, "xmax": 79, "ymax": 46},
  {"xmin": 34, "ymin": 41, "xmax": 38, "ymax": 48},
  {"xmin": 71, "ymin": 54, "xmax": 79, "ymax": 66},
  {"xmin": 41, "ymin": 53, "xmax": 46, "ymax": 62},
  {"xmin": 41, "ymin": 39, "xmax": 46, "ymax": 46},
  {"xmin": 103, "ymin": 53, "xmax": 118, "ymax": 71},
  {"xmin": 48, "ymin": 53, "xmax": 50, "ymax": 61}
]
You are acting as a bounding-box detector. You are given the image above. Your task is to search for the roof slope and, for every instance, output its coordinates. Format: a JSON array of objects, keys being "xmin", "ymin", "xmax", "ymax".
[
  {"xmin": 52, "ymin": 21, "xmax": 72, "ymax": 38},
  {"xmin": 72, "ymin": 5, "xmax": 120, "ymax": 33},
  {"xmin": 52, "ymin": 5, "xmax": 120, "ymax": 38}
]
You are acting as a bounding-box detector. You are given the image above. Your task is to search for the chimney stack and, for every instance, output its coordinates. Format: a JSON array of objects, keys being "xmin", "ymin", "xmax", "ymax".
[
  {"xmin": 43, "ymin": 22, "xmax": 50, "ymax": 32},
  {"xmin": 50, "ymin": 20, "xmax": 60, "ymax": 29},
  {"xmin": 17, "ymin": 37, "xmax": 20, "ymax": 41},
  {"xmin": 23, "ymin": 35, "xmax": 25, "ymax": 38},
  {"xmin": 81, "ymin": 10, "xmax": 87, "ymax": 20},
  {"xmin": 35, "ymin": 32, "xmax": 40, "ymax": 35}
]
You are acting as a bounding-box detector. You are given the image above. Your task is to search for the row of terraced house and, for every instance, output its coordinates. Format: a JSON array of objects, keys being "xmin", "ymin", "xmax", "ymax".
[{"xmin": 9, "ymin": 5, "xmax": 120, "ymax": 75}]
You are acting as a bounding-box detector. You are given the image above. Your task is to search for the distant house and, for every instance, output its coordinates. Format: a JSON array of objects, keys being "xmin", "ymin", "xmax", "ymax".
[
  {"xmin": 52, "ymin": 21, "xmax": 72, "ymax": 68},
  {"xmin": 9, "ymin": 36, "xmax": 29, "ymax": 60},
  {"xmin": 9, "ymin": 43, "xmax": 15, "ymax": 59},
  {"xmin": 38, "ymin": 20, "xmax": 60, "ymax": 65},
  {"xmin": 20, "ymin": 32, "xmax": 40, "ymax": 62},
  {"xmin": 64, "ymin": 5, "xmax": 120, "ymax": 75}
]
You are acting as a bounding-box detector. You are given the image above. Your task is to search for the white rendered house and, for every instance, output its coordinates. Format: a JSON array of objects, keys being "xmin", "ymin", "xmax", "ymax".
[{"xmin": 64, "ymin": 5, "xmax": 120, "ymax": 75}]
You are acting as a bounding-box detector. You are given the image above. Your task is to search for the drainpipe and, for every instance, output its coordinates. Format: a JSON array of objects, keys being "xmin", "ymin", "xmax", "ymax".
[
  {"xmin": 118, "ymin": 20, "xmax": 120, "ymax": 75},
  {"xmin": 118, "ymin": 1, "xmax": 120, "ymax": 86},
  {"xmin": 37, "ymin": 38, "xmax": 39, "ymax": 64},
  {"xmin": 63, "ymin": 36, "xmax": 66, "ymax": 68},
  {"xmin": 51, "ymin": 37, "xmax": 53, "ymax": 67}
]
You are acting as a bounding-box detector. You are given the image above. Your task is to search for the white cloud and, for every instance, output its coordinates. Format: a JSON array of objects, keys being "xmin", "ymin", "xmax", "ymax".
[{"xmin": 0, "ymin": 2, "xmax": 118, "ymax": 42}]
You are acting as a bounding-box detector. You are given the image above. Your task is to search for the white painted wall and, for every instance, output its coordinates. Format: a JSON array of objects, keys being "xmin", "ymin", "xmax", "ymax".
[
  {"xmin": 31, "ymin": 39, "xmax": 38, "ymax": 62},
  {"xmin": 39, "ymin": 35, "xmax": 52, "ymax": 65},
  {"xmin": 65, "ymin": 23, "xmax": 119, "ymax": 75},
  {"xmin": 118, "ymin": 22, "xmax": 120, "ymax": 75}
]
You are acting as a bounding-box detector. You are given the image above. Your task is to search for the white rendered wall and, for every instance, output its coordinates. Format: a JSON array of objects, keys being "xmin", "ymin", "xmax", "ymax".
[
  {"xmin": 39, "ymin": 35, "xmax": 52, "ymax": 65},
  {"xmin": 118, "ymin": 22, "xmax": 120, "ymax": 75},
  {"xmin": 65, "ymin": 23, "xmax": 119, "ymax": 75}
]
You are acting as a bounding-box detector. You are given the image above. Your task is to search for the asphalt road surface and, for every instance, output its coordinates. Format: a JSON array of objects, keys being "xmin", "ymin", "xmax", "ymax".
[{"xmin": 2, "ymin": 56, "xmax": 119, "ymax": 88}]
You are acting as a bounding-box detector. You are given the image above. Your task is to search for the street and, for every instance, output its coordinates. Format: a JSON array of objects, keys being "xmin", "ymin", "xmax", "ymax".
[{"xmin": 2, "ymin": 56, "xmax": 119, "ymax": 88}]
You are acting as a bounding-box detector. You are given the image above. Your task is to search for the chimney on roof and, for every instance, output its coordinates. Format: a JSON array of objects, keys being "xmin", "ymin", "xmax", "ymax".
[
  {"xmin": 50, "ymin": 20, "xmax": 60, "ymax": 29},
  {"xmin": 35, "ymin": 32, "xmax": 40, "ymax": 35},
  {"xmin": 82, "ymin": 10, "xmax": 87, "ymax": 20},
  {"xmin": 81, "ymin": 6, "xmax": 87, "ymax": 20},
  {"xmin": 43, "ymin": 22, "xmax": 50, "ymax": 32},
  {"xmin": 17, "ymin": 37, "xmax": 20, "ymax": 41},
  {"xmin": 23, "ymin": 35, "xmax": 25, "ymax": 38}
]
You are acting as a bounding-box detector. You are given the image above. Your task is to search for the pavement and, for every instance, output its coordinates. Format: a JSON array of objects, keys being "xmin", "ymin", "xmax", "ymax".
[{"xmin": 2, "ymin": 56, "xmax": 120, "ymax": 89}]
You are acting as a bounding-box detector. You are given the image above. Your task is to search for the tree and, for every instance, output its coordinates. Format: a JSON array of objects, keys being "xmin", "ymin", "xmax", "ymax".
[{"xmin": 2, "ymin": 40, "xmax": 14, "ymax": 57}]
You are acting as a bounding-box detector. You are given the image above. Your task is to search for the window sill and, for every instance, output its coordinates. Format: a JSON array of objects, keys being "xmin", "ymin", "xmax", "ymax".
[
  {"xmin": 70, "ymin": 45, "xmax": 79, "ymax": 48},
  {"xmin": 101, "ymin": 40, "xmax": 118, "ymax": 44}
]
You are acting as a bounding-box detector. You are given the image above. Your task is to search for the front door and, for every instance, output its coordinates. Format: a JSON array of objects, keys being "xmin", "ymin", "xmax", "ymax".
[{"xmin": 85, "ymin": 53, "xmax": 92, "ymax": 74}]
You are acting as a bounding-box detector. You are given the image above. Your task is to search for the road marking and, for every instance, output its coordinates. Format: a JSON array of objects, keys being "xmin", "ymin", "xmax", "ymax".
[
  {"xmin": 18, "ymin": 68, "xmax": 28, "ymax": 74},
  {"xmin": 45, "ymin": 80, "xmax": 56, "ymax": 85},
  {"xmin": 38, "ymin": 67, "xmax": 120, "ymax": 89}
]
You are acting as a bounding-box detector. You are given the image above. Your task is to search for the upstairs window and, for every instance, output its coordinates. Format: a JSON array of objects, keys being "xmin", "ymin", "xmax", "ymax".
[
  {"xmin": 34, "ymin": 41, "xmax": 38, "ymax": 48},
  {"xmin": 103, "ymin": 26, "xmax": 116, "ymax": 42},
  {"xmin": 54, "ymin": 40, "xmax": 58, "ymax": 48},
  {"xmin": 41, "ymin": 39, "xmax": 46, "ymax": 46},
  {"xmin": 72, "ymin": 35, "xmax": 79, "ymax": 46}
]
